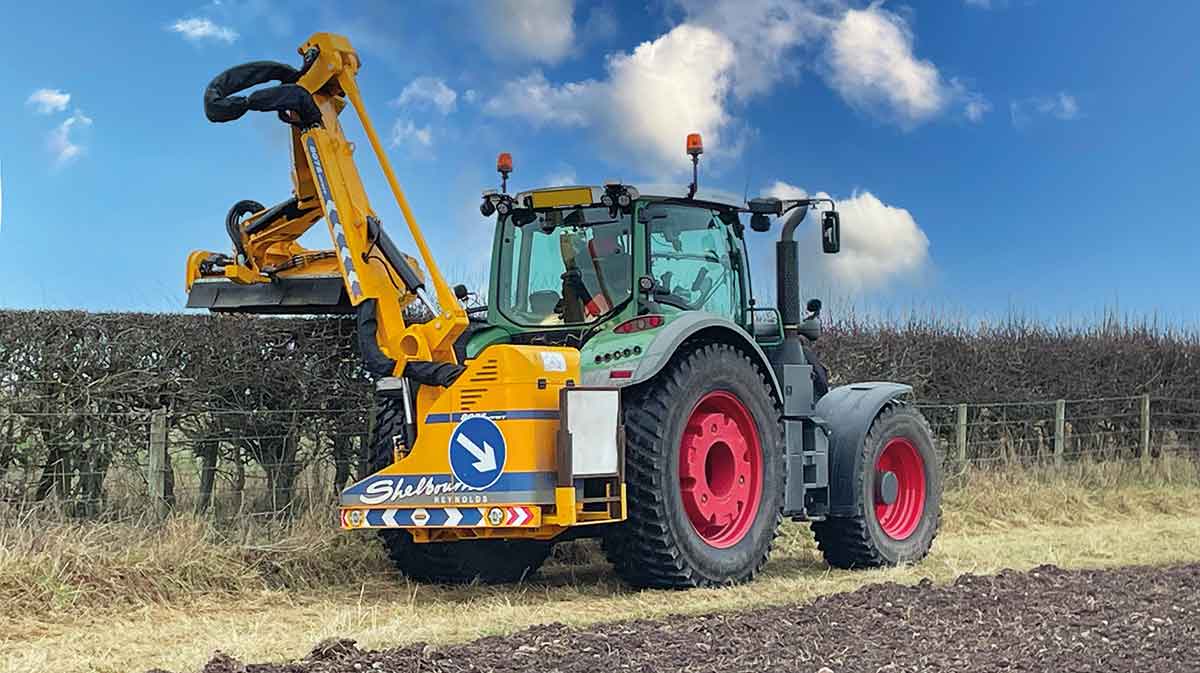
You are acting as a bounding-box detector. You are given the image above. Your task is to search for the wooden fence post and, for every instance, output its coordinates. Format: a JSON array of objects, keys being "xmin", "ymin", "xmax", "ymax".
[
  {"xmin": 147, "ymin": 408, "xmax": 169, "ymax": 518},
  {"xmin": 956, "ymin": 403, "xmax": 968, "ymax": 464},
  {"xmin": 1140, "ymin": 394, "xmax": 1151, "ymax": 471},
  {"xmin": 1054, "ymin": 399, "xmax": 1065, "ymax": 467}
]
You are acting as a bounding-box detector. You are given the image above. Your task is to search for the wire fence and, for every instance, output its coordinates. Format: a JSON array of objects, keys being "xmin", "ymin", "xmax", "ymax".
[{"xmin": 2, "ymin": 394, "xmax": 1198, "ymax": 522}]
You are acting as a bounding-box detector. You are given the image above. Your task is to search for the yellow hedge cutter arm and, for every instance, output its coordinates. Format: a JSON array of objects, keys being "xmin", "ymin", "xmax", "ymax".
[{"xmin": 185, "ymin": 32, "xmax": 467, "ymax": 375}]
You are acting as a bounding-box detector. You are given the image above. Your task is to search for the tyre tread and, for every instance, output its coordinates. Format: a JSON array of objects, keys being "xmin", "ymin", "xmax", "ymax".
[
  {"xmin": 811, "ymin": 404, "xmax": 942, "ymax": 569},
  {"xmin": 606, "ymin": 342, "xmax": 783, "ymax": 589}
]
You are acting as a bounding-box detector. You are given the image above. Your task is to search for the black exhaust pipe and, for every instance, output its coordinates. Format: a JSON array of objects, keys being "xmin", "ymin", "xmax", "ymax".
[{"xmin": 774, "ymin": 205, "xmax": 809, "ymax": 364}]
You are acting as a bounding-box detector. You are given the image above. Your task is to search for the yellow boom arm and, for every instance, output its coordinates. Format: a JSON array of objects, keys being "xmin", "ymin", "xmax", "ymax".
[{"xmin": 187, "ymin": 33, "xmax": 467, "ymax": 373}]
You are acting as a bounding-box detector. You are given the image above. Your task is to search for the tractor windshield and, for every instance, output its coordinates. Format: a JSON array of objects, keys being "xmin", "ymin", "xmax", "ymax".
[{"xmin": 496, "ymin": 206, "xmax": 633, "ymax": 327}]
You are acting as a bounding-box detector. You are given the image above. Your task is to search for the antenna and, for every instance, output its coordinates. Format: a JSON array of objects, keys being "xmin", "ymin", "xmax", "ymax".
[{"xmin": 742, "ymin": 161, "xmax": 752, "ymax": 205}]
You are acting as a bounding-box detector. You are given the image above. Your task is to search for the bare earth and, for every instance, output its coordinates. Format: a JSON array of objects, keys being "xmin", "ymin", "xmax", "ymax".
[{"xmin": 177, "ymin": 563, "xmax": 1200, "ymax": 673}]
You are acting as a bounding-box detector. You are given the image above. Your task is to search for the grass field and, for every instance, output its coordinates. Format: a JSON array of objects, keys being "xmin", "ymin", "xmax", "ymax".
[{"xmin": 2, "ymin": 458, "xmax": 1199, "ymax": 673}]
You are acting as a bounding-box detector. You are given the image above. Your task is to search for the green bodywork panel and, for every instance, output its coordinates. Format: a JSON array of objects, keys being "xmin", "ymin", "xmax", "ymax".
[{"xmin": 464, "ymin": 325, "xmax": 511, "ymax": 360}]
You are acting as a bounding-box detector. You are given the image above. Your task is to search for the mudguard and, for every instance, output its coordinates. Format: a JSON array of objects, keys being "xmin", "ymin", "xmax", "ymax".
[
  {"xmin": 608, "ymin": 313, "xmax": 782, "ymax": 398},
  {"xmin": 815, "ymin": 382, "xmax": 913, "ymax": 516}
]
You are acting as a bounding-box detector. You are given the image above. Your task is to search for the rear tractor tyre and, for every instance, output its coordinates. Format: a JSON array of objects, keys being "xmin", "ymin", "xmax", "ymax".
[
  {"xmin": 812, "ymin": 404, "xmax": 942, "ymax": 569},
  {"xmin": 378, "ymin": 531, "xmax": 552, "ymax": 584},
  {"xmin": 604, "ymin": 342, "xmax": 784, "ymax": 588}
]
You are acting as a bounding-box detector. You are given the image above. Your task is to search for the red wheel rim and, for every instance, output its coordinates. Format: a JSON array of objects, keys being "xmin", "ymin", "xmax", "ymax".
[
  {"xmin": 678, "ymin": 391, "xmax": 763, "ymax": 549},
  {"xmin": 874, "ymin": 437, "xmax": 927, "ymax": 540}
]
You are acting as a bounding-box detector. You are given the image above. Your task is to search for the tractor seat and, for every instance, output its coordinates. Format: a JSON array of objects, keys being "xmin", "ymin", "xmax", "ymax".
[{"xmin": 529, "ymin": 290, "xmax": 561, "ymax": 315}]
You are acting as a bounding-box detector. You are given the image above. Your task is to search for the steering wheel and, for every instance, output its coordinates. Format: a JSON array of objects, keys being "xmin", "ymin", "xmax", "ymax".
[{"xmin": 649, "ymin": 253, "xmax": 729, "ymax": 311}]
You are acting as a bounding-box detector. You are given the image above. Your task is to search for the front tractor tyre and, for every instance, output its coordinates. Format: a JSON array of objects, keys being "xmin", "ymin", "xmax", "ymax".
[
  {"xmin": 605, "ymin": 343, "xmax": 784, "ymax": 589},
  {"xmin": 368, "ymin": 398, "xmax": 551, "ymax": 584},
  {"xmin": 378, "ymin": 530, "xmax": 552, "ymax": 584},
  {"xmin": 812, "ymin": 404, "xmax": 942, "ymax": 569}
]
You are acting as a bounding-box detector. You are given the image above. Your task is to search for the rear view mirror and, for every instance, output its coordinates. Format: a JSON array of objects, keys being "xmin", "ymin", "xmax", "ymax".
[{"xmin": 821, "ymin": 211, "xmax": 840, "ymax": 254}]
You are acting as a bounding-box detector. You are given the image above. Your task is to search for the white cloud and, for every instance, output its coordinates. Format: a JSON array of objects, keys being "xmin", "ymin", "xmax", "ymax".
[
  {"xmin": 475, "ymin": 0, "xmax": 576, "ymax": 64},
  {"xmin": 1038, "ymin": 92, "xmax": 1080, "ymax": 120},
  {"xmin": 964, "ymin": 94, "xmax": 991, "ymax": 123},
  {"xmin": 543, "ymin": 167, "xmax": 578, "ymax": 187},
  {"xmin": 168, "ymin": 17, "xmax": 238, "ymax": 43},
  {"xmin": 679, "ymin": 0, "xmax": 830, "ymax": 100},
  {"xmin": 486, "ymin": 24, "xmax": 737, "ymax": 174},
  {"xmin": 765, "ymin": 180, "xmax": 809, "ymax": 201},
  {"xmin": 825, "ymin": 4, "xmax": 964, "ymax": 128},
  {"xmin": 603, "ymin": 25, "xmax": 737, "ymax": 168},
  {"xmin": 483, "ymin": 71, "xmax": 594, "ymax": 127},
  {"xmin": 390, "ymin": 119, "xmax": 433, "ymax": 149},
  {"xmin": 462, "ymin": 89, "xmax": 478, "ymax": 104},
  {"xmin": 26, "ymin": 89, "xmax": 71, "ymax": 115},
  {"xmin": 964, "ymin": 0, "xmax": 992, "ymax": 7},
  {"xmin": 484, "ymin": 1, "xmax": 983, "ymax": 179},
  {"xmin": 48, "ymin": 110, "xmax": 93, "ymax": 166},
  {"xmin": 764, "ymin": 180, "xmax": 930, "ymax": 293},
  {"xmin": 1010, "ymin": 92, "xmax": 1080, "ymax": 128},
  {"xmin": 394, "ymin": 77, "xmax": 458, "ymax": 114}
]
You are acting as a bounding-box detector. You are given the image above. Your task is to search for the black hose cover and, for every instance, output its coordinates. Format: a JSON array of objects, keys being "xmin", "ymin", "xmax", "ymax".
[
  {"xmin": 358, "ymin": 299, "xmax": 466, "ymax": 386},
  {"xmin": 204, "ymin": 61, "xmax": 320, "ymax": 126},
  {"xmin": 356, "ymin": 299, "xmax": 398, "ymax": 378},
  {"xmin": 404, "ymin": 361, "xmax": 466, "ymax": 387},
  {"xmin": 225, "ymin": 199, "xmax": 264, "ymax": 261},
  {"xmin": 245, "ymin": 84, "xmax": 322, "ymax": 126}
]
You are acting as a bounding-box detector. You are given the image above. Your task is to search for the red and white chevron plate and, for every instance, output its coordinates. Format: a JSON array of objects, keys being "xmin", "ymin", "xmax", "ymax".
[{"xmin": 483, "ymin": 505, "xmax": 540, "ymax": 528}]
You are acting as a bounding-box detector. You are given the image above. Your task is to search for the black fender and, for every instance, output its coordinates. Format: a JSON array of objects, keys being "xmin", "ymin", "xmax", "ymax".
[
  {"xmin": 814, "ymin": 382, "xmax": 913, "ymax": 516},
  {"xmin": 592, "ymin": 313, "xmax": 781, "ymax": 398}
]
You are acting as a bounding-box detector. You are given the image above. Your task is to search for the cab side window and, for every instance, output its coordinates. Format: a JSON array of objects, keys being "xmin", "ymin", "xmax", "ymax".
[{"xmin": 647, "ymin": 205, "xmax": 739, "ymax": 319}]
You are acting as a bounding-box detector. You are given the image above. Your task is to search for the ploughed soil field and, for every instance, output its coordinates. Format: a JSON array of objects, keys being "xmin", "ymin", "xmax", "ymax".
[{"xmin": 181, "ymin": 563, "xmax": 1199, "ymax": 673}]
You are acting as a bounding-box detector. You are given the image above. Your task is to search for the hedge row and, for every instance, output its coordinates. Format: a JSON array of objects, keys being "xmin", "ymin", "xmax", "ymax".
[{"xmin": 2, "ymin": 310, "xmax": 1198, "ymax": 515}]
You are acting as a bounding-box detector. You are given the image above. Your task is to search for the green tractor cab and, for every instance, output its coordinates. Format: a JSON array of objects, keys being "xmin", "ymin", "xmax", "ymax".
[{"xmin": 444, "ymin": 142, "xmax": 941, "ymax": 586}]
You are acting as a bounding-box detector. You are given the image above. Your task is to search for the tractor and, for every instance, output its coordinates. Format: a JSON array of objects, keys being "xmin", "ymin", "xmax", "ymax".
[{"xmin": 186, "ymin": 33, "xmax": 942, "ymax": 588}]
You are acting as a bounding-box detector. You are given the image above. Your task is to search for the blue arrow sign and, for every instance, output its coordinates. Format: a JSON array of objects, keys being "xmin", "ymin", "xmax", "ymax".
[{"xmin": 448, "ymin": 416, "xmax": 507, "ymax": 489}]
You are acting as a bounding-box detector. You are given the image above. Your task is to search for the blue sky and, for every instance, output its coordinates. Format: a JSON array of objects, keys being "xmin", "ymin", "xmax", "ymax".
[{"xmin": 1, "ymin": 1, "xmax": 1197, "ymax": 325}]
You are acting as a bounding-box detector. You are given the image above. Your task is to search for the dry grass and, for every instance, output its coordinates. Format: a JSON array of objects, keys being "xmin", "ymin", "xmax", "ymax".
[{"xmin": 2, "ymin": 457, "xmax": 1198, "ymax": 673}]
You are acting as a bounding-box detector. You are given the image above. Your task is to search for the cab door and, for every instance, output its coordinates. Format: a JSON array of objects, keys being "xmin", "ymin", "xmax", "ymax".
[{"xmin": 644, "ymin": 203, "xmax": 742, "ymax": 323}]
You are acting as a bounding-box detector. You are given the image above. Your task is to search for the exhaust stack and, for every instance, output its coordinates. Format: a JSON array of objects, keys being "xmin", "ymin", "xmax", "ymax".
[{"xmin": 773, "ymin": 204, "xmax": 810, "ymax": 363}]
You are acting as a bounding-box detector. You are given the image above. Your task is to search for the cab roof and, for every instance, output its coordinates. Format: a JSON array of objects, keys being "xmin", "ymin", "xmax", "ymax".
[{"xmin": 514, "ymin": 185, "xmax": 743, "ymax": 213}]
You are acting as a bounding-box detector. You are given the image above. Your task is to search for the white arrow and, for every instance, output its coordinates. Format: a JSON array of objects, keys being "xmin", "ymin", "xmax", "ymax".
[
  {"xmin": 456, "ymin": 433, "xmax": 497, "ymax": 472},
  {"xmin": 382, "ymin": 509, "xmax": 398, "ymax": 527},
  {"xmin": 512, "ymin": 507, "xmax": 529, "ymax": 526},
  {"xmin": 444, "ymin": 508, "xmax": 462, "ymax": 527}
]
